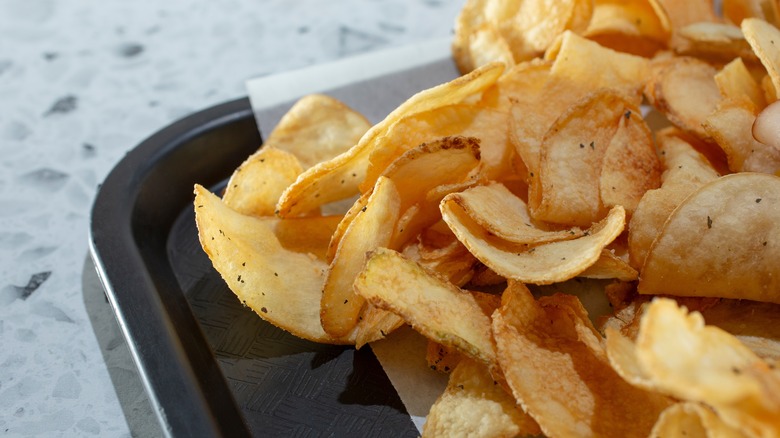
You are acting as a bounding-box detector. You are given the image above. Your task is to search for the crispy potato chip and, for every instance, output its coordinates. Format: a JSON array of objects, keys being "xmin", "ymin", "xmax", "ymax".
[
  {"xmin": 441, "ymin": 195, "xmax": 626, "ymax": 284},
  {"xmin": 321, "ymin": 176, "xmax": 400, "ymax": 337},
  {"xmin": 222, "ymin": 147, "xmax": 304, "ymax": 217},
  {"xmin": 532, "ymin": 90, "xmax": 635, "ymax": 226},
  {"xmin": 262, "ymin": 94, "xmax": 371, "ymax": 169},
  {"xmin": 715, "ymin": 57, "xmax": 767, "ymax": 111},
  {"xmin": 599, "ymin": 107, "xmax": 662, "ymax": 215},
  {"xmin": 493, "ymin": 282, "xmax": 671, "ymax": 437},
  {"xmin": 426, "ymin": 340, "xmax": 462, "ymax": 374},
  {"xmin": 445, "ymin": 182, "xmax": 585, "ymax": 245},
  {"xmin": 673, "ymin": 22, "xmax": 758, "ymax": 62},
  {"xmin": 626, "ymin": 299, "xmax": 780, "ymax": 436},
  {"xmin": 653, "ymin": 0, "xmax": 718, "ymax": 29},
  {"xmin": 276, "ymin": 62, "xmax": 503, "ymax": 217},
  {"xmin": 352, "ymin": 304, "xmax": 405, "ymax": 349},
  {"xmin": 547, "ymin": 31, "xmax": 650, "ymax": 104},
  {"xmin": 724, "ymin": 0, "xmax": 780, "ymax": 28},
  {"xmin": 628, "ymin": 128, "xmax": 720, "ymax": 268},
  {"xmin": 194, "ymin": 185, "xmax": 352, "ymax": 344},
  {"xmin": 743, "ymin": 18, "xmax": 780, "ymax": 94},
  {"xmin": 639, "ymin": 173, "xmax": 780, "ymax": 303},
  {"xmin": 644, "ymin": 56, "xmax": 722, "ymax": 141},
  {"xmin": 650, "ymin": 402, "xmax": 748, "ymax": 438},
  {"xmin": 753, "ymin": 99, "xmax": 780, "ymax": 151},
  {"xmin": 704, "ymin": 98, "xmax": 780, "ymax": 173},
  {"xmin": 579, "ymin": 249, "xmax": 639, "ymax": 281},
  {"xmin": 584, "ymin": 0, "xmax": 671, "ymax": 57},
  {"xmin": 354, "ymin": 247, "xmax": 497, "ymax": 366},
  {"xmin": 401, "ymin": 228, "xmax": 478, "ymax": 287},
  {"xmin": 422, "ymin": 358, "xmax": 541, "ymax": 438},
  {"xmin": 699, "ymin": 299, "xmax": 780, "ymax": 362}
]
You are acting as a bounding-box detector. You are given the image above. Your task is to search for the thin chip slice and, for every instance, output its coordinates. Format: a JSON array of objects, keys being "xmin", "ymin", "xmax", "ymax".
[
  {"xmin": 579, "ymin": 249, "xmax": 639, "ymax": 281},
  {"xmin": 222, "ymin": 147, "xmax": 304, "ymax": 217},
  {"xmin": 321, "ymin": 176, "xmax": 401, "ymax": 337},
  {"xmin": 441, "ymin": 198, "xmax": 625, "ymax": 284},
  {"xmin": 422, "ymin": 358, "xmax": 541, "ymax": 438},
  {"xmin": 262, "ymin": 94, "xmax": 371, "ymax": 169},
  {"xmin": 276, "ymin": 62, "xmax": 504, "ymax": 217},
  {"xmin": 493, "ymin": 282, "xmax": 671, "ymax": 438},
  {"xmin": 354, "ymin": 247, "xmax": 497, "ymax": 366},
  {"xmin": 639, "ymin": 173, "xmax": 780, "ymax": 303},
  {"xmin": 743, "ymin": 18, "xmax": 780, "ymax": 95},
  {"xmin": 673, "ymin": 22, "xmax": 757, "ymax": 63},
  {"xmin": 352, "ymin": 304, "xmax": 405, "ymax": 349},
  {"xmin": 650, "ymin": 402, "xmax": 748, "ymax": 438},
  {"xmin": 583, "ymin": 0, "xmax": 670, "ymax": 57},
  {"xmin": 715, "ymin": 57, "xmax": 766, "ymax": 112},
  {"xmin": 445, "ymin": 182, "xmax": 585, "ymax": 245},
  {"xmin": 194, "ymin": 185, "xmax": 352, "ymax": 344}
]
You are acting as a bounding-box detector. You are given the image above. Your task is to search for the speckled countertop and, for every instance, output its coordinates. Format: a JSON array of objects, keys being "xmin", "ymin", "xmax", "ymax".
[{"xmin": 0, "ymin": 1, "xmax": 463, "ymax": 435}]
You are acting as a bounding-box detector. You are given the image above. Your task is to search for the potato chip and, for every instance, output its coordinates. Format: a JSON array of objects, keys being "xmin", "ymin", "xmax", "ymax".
[
  {"xmin": 194, "ymin": 185, "xmax": 352, "ymax": 344},
  {"xmin": 444, "ymin": 182, "xmax": 585, "ymax": 245},
  {"xmin": 401, "ymin": 228, "xmax": 477, "ymax": 287},
  {"xmin": 426, "ymin": 340, "xmax": 462, "ymax": 374},
  {"xmin": 262, "ymin": 94, "xmax": 371, "ymax": 169},
  {"xmin": 649, "ymin": 402, "xmax": 748, "ymax": 438},
  {"xmin": 532, "ymin": 90, "xmax": 634, "ymax": 226},
  {"xmin": 321, "ymin": 176, "xmax": 401, "ymax": 337},
  {"xmin": 631, "ymin": 299, "xmax": 780, "ymax": 436},
  {"xmin": 644, "ymin": 56, "xmax": 722, "ymax": 141},
  {"xmin": 276, "ymin": 62, "xmax": 503, "ymax": 217},
  {"xmin": 422, "ymin": 358, "xmax": 541, "ymax": 438},
  {"xmin": 715, "ymin": 56, "xmax": 767, "ymax": 111},
  {"xmin": 579, "ymin": 249, "xmax": 639, "ymax": 281},
  {"xmin": 628, "ymin": 128, "xmax": 720, "ymax": 268},
  {"xmin": 222, "ymin": 147, "xmax": 304, "ymax": 217},
  {"xmin": 599, "ymin": 107, "xmax": 662, "ymax": 215},
  {"xmin": 652, "ymin": 0, "xmax": 718, "ymax": 29},
  {"xmin": 441, "ymin": 195, "xmax": 626, "ymax": 284},
  {"xmin": 355, "ymin": 247, "xmax": 497, "ymax": 366},
  {"xmin": 753, "ymin": 99, "xmax": 780, "ymax": 150},
  {"xmin": 493, "ymin": 282, "xmax": 671, "ymax": 437},
  {"xmin": 352, "ymin": 304, "xmax": 405, "ymax": 349},
  {"xmin": 724, "ymin": 0, "xmax": 780, "ymax": 28},
  {"xmin": 743, "ymin": 18, "xmax": 780, "ymax": 94},
  {"xmin": 583, "ymin": 0, "xmax": 671, "ymax": 57},
  {"xmin": 639, "ymin": 173, "xmax": 780, "ymax": 303},
  {"xmin": 673, "ymin": 22, "xmax": 758, "ymax": 63},
  {"xmin": 704, "ymin": 98, "xmax": 780, "ymax": 173}
]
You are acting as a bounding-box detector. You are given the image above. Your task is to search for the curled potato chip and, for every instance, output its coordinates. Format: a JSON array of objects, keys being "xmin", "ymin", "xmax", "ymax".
[
  {"xmin": 194, "ymin": 185, "xmax": 352, "ymax": 344},
  {"xmin": 321, "ymin": 176, "xmax": 401, "ymax": 337},
  {"xmin": 584, "ymin": 0, "xmax": 670, "ymax": 57},
  {"xmin": 262, "ymin": 94, "xmax": 371, "ymax": 169},
  {"xmin": 628, "ymin": 128, "xmax": 720, "ymax": 268},
  {"xmin": 445, "ymin": 182, "xmax": 584, "ymax": 245},
  {"xmin": 743, "ymin": 18, "xmax": 780, "ymax": 95},
  {"xmin": 650, "ymin": 402, "xmax": 748, "ymax": 438},
  {"xmin": 441, "ymin": 194, "xmax": 626, "ymax": 284},
  {"xmin": 493, "ymin": 282, "xmax": 671, "ymax": 437},
  {"xmin": 613, "ymin": 299, "xmax": 780, "ymax": 437},
  {"xmin": 276, "ymin": 62, "xmax": 503, "ymax": 217},
  {"xmin": 222, "ymin": 147, "xmax": 304, "ymax": 217},
  {"xmin": 644, "ymin": 56, "xmax": 722, "ymax": 141},
  {"xmin": 639, "ymin": 173, "xmax": 780, "ymax": 303},
  {"xmin": 704, "ymin": 98, "xmax": 780, "ymax": 173},
  {"xmin": 673, "ymin": 22, "xmax": 757, "ymax": 62},
  {"xmin": 422, "ymin": 358, "xmax": 541, "ymax": 438}
]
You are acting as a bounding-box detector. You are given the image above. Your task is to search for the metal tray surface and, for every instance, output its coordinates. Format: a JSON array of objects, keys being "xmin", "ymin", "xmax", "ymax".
[{"xmin": 89, "ymin": 54, "xmax": 460, "ymax": 437}]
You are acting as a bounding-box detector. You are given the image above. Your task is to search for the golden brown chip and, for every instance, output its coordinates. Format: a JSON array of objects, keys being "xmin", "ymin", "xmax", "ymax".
[
  {"xmin": 222, "ymin": 147, "xmax": 304, "ymax": 217},
  {"xmin": 275, "ymin": 62, "xmax": 503, "ymax": 217},
  {"xmin": 262, "ymin": 94, "xmax": 371, "ymax": 169},
  {"xmin": 639, "ymin": 173, "xmax": 780, "ymax": 303},
  {"xmin": 321, "ymin": 176, "xmax": 400, "ymax": 337},
  {"xmin": 724, "ymin": 0, "xmax": 780, "ymax": 28},
  {"xmin": 644, "ymin": 56, "xmax": 722, "ymax": 141},
  {"xmin": 652, "ymin": 0, "xmax": 718, "ymax": 29},
  {"xmin": 352, "ymin": 304, "xmax": 405, "ymax": 349},
  {"xmin": 422, "ymin": 358, "xmax": 541, "ymax": 438},
  {"xmin": 583, "ymin": 0, "xmax": 671, "ymax": 57},
  {"xmin": 194, "ymin": 184, "xmax": 352, "ymax": 344},
  {"xmin": 354, "ymin": 247, "xmax": 497, "ymax": 366},
  {"xmin": 493, "ymin": 282, "xmax": 671, "ymax": 437}
]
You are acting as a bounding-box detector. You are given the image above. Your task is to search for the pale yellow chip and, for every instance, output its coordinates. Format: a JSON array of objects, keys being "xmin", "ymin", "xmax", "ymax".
[
  {"xmin": 354, "ymin": 247, "xmax": 497, "ymax": 366},
  {"xmin": 715, "ymin": 57, "xmax": 767, "ymax": 112},
  {"xmin": 321, "ymin": 176, "xmax": 401, "ymax": 337},
  {"xmin": 673, "ymin": 22, "xmax": 758, "ymax": 63},
  {"xmin": 493, "ymin": 282, "xmax": 671, "ymax": 438},
  {"xmin": 262, "ymin": 94, "xmax": 371, "ymax": 169},
  {"xmin": 444, "ymin": 182, "xmax": 585, "ymax": 245},
  {"xmin": 743, "ymin": 18, "xmax": 780, "ymax": 96},
  {"xmin": 276, "ymin": 62, "xmax": 504, "ymax": 217},
  {"xmin": 644, "ymin": 56, "xmax": 722, "ymax": 141},
  {"xmin": 579, "ymin": 249, "xmax": 639, "ymax": 282},
  {"xmin": 583, "ymin": 0, "xmax": 671, "ymax": 57},
  {"xmin": 422, "ymin": 358, "xmax": 541, "ymax": 438},
  {"xmin": 194, "ymin": 184, "xmax": 352, "ymax": 344},
  {"xmin": 649, "ymin": 402, "xmax": 748, "ymax": 438},
  {"xmin": 222, "ymin": 147, "xmax": 304, "ymax": 217},
  {"xmin": 639, "ymin": 173, "xmax": 780, "ymax": 303},
  {"xmin": 628, "ymin": 128, "xmax": 720, "ymax": 268},
  {"xmin": 441, "ymin": 195, "xmax": 626, "ymax": 284},
  {"xmin": 704, "ymin": 98, "xmax": 780, "ymax": 173}
]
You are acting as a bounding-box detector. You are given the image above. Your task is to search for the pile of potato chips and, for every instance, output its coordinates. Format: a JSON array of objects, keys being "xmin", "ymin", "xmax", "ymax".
[{"xmin": 195, "ymin": 0, "xmax": 780, "ymax": 436}]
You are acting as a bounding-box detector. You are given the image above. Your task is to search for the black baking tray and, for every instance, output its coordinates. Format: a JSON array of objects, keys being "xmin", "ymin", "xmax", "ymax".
[{"xmin": 89, "ymin": 55, "xmax": 459, "ymax": 437}]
